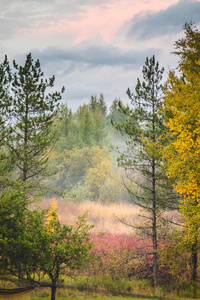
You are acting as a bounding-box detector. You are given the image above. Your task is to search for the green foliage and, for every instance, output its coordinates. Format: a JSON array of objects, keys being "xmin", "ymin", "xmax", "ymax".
[
  {"xmin": 0, "ymin": 184, "xmax": 45, "ymax": 279},
  {"xmin": 75, "ymin": 99, "xmax": 107, "ymax": 148},
  {"xmin": 173, "ymin": 22, "xmax": 200, "ymax": 76},
  {"xmin": 54, "ymin": 104, "xmax": 77, "ymax": 152},
  {"xmin": 0, "ymin": 56, "xmax": 14, "ymax": 190},
  {"xmin": 0, "ymin": 196, "xmax": 93, "ymax": 300},
  {"xmin": 66, "ymin": 183, "xmax": 93, "ymax": 202},
  {"xmin": 88, "ymin": 94, "xmax": 107, "ymax": 115},
  {"xmin": 45, "ymin": 93, "xmax": 133, "ymax": 202},
  {"xmin": 38, "ymin": 203, "xmax": 93, "ymax": 300},
  {"xmin": 0, "ymin": 54, "xmax": 94, "ymax": 300},
  {"xmin": 76, "ymin": 274, "xmax": 132, "ymax": 292},
  {"xmin": 98, "ymin": 174, "xmax": 130, "ymax": 203},
  {"xmin": 85, "ymin": 155, "xmax": 113, "ymax": 200},
  {"xmin": 6, "ymin": 53, "xmax": 64, "ymax": 187},
  {"xmin": 109, "ymin": 98, "xmax": 128, "ymax": 125},
  {"xmin": 54, "ymin": 94, "xmax": 108, "ymax": 152},
  {"xmin": 112, "ymin": 56, "xmax": 178, "ymax": 287},
  {"xmin": 47, "ymin": 144, "xmax": 129, "ymax": 202}
]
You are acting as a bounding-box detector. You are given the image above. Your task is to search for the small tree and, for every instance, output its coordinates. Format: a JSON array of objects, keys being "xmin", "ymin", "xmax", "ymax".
[
  {"xmin": 112, "ymin": 56, "xmax": 178, "ymax": 287},
  {"xmin": 0, "ymin": 199, "xmax": 93, "ymax": 300},
  {"xmin": 0, "ymin": 185, "xmax": 45, "ymax": 279},
  {"xmin": 38, "ymin": 202, "xmax": 93, "ymax": 300}
]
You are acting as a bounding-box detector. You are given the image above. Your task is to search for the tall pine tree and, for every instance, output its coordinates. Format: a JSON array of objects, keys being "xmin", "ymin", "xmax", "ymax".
[
  {"xmin": 7, "ymin": 53, "xmax": 64, "ymax": 192},
  {"xmin": 112, "ymin": 56, "xmax": 177, "ymax": 286},
  {"xmin": 0, "ymin": 56, "xmax": 13, "ymax": 190}
]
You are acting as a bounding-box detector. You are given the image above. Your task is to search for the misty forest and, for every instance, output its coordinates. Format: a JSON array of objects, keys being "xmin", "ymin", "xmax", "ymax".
[{"xmin": 0, "ymin": 23, "xmax": 200, "ymax": 300}]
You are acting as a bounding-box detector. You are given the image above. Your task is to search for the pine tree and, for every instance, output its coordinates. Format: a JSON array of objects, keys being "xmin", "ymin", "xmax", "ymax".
[
  {"xmin": 0, "ymin": 53, "xmax": 66, "ymax": 287},
  {"xmin": 76, "ymin": 96, "xmax": 107, "ymax": 148},
  {"xmin": 6, "ymin": 53, "xmax": 64, "ymax": 192},
  {"xmin": 0, "ymin": 56, "xmax": 13, "ymax": 190},
  {"xmin": 88, "ymin": 94, "xmax": 107, "ymax": 116},
  {"xmin": 112, "ymin": 56, "xmax": 177, "ymax": 286}
]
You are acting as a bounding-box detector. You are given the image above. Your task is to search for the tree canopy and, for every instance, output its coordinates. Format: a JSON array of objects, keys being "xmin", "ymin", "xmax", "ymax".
[{"xmin": 162, "ymin": 22, "xmax": 200, "ymax": 296}]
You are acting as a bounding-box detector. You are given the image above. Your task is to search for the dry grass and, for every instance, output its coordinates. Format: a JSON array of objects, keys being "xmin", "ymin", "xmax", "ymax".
[
  {"xmin": 39, "ymin": 199, "xmax": 180, "ymax": 235},
  {"xmin": 39, "ymin": 199, "xmax": 141, "ymax": 234}
]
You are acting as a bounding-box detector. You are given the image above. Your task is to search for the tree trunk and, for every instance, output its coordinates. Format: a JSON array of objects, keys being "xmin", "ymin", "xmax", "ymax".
[
  {"xmin": 22, "ymin": 98, "xmax": 28, "ymax": 182},
  {"xmin": 152, "ymin": 168, "xmax": 158, "ymax": 287},
  {"xmin": 51, "ymin": 283, "xmax": 57, "ymax": 300},
  {"xmin": 152, "ymin": 83, "xmax": 158, "ymax": 288},
  {"xmin": 191, "ymin": 240, "xmax": 198, "ymax": 298}
]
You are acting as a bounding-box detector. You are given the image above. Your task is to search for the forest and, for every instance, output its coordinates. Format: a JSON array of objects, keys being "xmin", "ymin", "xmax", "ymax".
[{"xmin": 0, "ymin": 23, "xmax": 200, "ymax": 300}]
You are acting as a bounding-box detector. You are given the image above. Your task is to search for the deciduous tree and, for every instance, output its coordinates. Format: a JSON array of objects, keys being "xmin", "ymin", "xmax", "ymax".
[
  {"xmin": 162, "ymin": 22, "xmax": 200, "ymax": 296},
  {"xmin": 38, "ymin": 201, "xmax": 93, "ymax": 300}
]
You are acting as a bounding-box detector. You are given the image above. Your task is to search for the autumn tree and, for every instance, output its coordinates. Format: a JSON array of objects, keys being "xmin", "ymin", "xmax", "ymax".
[
  {"xmin": 85, "ymin": 152, "xmax": 113, "ymax": 200},
  {"xmin": 162, "ymin": 22, "xmax": 200, "ymax": 296},
  {"xmin": 48, "ymin": 145, "xmax": 123, "ymax": 201},
  {"xmin": 38, "ymin": 202, "xmax": 93, "ymax": 300},
  {"xmin": 112, "ymin": 56, "xmax": 177, "ymax": 287},
  {"xmin": 0, "ymin": 198, "xmax": 93, "ymax": 300}
]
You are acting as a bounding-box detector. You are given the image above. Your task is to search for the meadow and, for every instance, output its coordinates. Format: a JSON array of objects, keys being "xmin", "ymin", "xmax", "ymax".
[
  {"xmin": 29, "ymin": 199, "xmax": 188, "ymax": 300},
  {"xmin": 40, "ymin": 199, "xmax": 141, "ymax": 234}
]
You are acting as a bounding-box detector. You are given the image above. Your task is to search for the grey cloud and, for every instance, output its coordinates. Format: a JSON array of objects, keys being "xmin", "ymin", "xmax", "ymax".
[
  {"xmin": 65, "ymin": 84, "xmax": 102, "ymax": 101},
  {"xmin": 28, "ymin": 45, "xmax": 161, "ymax": 73},
  {"xmin": 0, "ymin": 0, "xmax": 54, "ymax": 39},
  {"xmin": 128, "ymin": 0, "xmax": 200, "ymax": 39}
]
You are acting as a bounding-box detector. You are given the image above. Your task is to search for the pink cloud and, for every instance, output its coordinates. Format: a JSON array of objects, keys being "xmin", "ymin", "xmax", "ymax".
[
  {"xmin": 70, "ymin": 0, "xmax": 180, "ymax": 44},
  {"xmin": 16, "ymin": 0, "xmax": 180, "ymax": 44}
]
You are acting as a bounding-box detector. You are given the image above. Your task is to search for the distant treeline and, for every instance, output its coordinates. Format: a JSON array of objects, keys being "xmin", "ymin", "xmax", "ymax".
[{"xmin": 46, "ymin": 94, "xmax": 132, "ymax": 202}]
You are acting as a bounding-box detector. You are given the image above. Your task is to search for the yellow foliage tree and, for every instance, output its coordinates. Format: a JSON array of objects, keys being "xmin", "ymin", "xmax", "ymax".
[
  {"xmin": 162, "ymin": 23, "xmax": 200, "ymax": 294},
  {"xmin": 85, "ymin": 159, "xmax": 113, "ymax": 199},
  {"xmin": 41, "ymin": 201, "xmax": 93, "ymax": 300},
  {"xmin": 46, "ymin": 200, "xmax": 59, "ymax": 232}
]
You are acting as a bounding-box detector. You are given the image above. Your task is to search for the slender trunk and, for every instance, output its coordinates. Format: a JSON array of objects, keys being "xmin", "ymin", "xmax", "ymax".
[
  {"xmin": 51, "ymin": 282, "xmax": 57, "ymax": 300},
  {"xmin": 152, "ymin": 82, "xmax": 158, "ymax": 287},
  {"xmin": 23, "ymin": 97, "xmax": 28, "ymax": 182},
  {"xmin": 152, "ymin": 156, "xmax": 158, "ymax": 287},
  {"xmin": 191, "ymin": 239, "xmax": 198, "ymax": 298}
]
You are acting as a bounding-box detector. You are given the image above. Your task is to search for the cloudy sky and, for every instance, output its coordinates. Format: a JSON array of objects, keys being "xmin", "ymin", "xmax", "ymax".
[{"xmin": 1, "ymin": 0, "xmax": 200, "ymax": 111}]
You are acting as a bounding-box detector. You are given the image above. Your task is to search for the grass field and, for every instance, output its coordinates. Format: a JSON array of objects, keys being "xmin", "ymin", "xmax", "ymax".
[
  {"xmin": 39, "ymin": 199, "xmax": 142, "ymax": 234},
  {"xmin": 39, "ymin": 198, "xmax": 179, "ymax": 235}
]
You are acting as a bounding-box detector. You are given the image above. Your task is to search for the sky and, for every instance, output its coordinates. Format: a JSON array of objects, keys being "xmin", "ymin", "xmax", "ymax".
[{"xmin": 1, "ymin": 0, "xmax": 200, "ymax": 111}]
